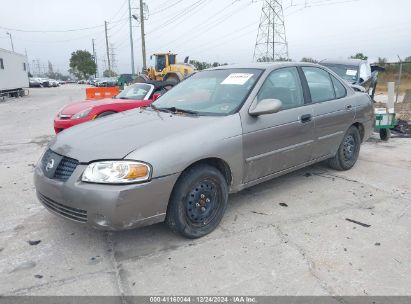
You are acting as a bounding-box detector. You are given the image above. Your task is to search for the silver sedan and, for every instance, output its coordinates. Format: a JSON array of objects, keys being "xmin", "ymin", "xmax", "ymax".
[{"xmin": 34, "ymin": 62, "xmax": 374, "ymax": 238}]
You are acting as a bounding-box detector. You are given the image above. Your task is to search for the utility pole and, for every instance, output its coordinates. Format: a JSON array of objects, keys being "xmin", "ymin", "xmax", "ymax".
[
  {"xmin": 139, "ymin": 0, "xmax": 147, "ymax": 71},
  {"xmin": 104, "ymin": 21, "xmax": 111, "ymax": 73},
  {"xmin": 128, "ymin": 0, "xmax": 135, "ymax": 75},
  {"xmin": 396, "ymin": 55, "xmax": 402, "ymax": 103},
  {"xmin": 6, "ymin": 32, "xmax": 14, "ymax": 52},
  {"xmin": 110, "ymin": 44, "xmax": 117, "ymax": 72},
  {"xmin": 253, "ymin": 0, "xmax": 289, "ymax": 62},
  {"xmin": 92, "ymin": 39, "xmax": 97, "ymax": 78}
]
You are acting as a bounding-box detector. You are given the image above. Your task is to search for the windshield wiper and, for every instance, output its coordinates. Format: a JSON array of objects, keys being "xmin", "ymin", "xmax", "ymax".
[{"xmin": 158, "ymin": 107, "xmax": 199, "ymax": 115}]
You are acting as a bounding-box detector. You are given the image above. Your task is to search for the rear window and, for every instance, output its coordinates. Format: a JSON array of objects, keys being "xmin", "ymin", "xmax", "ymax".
[{"xmin": 322, "ymin": 63, "xmax": 358, "ymax": 83}]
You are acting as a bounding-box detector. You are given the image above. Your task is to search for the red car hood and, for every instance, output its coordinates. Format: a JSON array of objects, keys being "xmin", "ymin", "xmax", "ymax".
[{"xmin": 60, "ymin": 98, "xmax": 144, "ymax": 115}]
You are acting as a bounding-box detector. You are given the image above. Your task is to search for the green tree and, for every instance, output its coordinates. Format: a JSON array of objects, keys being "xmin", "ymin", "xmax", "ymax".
[
  {"xmin": 103, "ymin": 69, "xmax": 118, "ymax": 77},
  {"xmin": 69, "ymin": 50, "xmax": 96, "ymax": 79},
  {"xmin": 301, "ymin": 57, "xmax": 318, "ymax": 63},
  {"xmin": 350, "ymin": 53, "xmax": 368, "ymax": 60},
  {"xmin": 377, "ymin": 57, "xmax": 387, "ymax": 64}
]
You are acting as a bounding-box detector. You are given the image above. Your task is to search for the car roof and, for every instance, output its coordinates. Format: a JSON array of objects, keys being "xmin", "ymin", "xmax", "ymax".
[
  {"xmin": 205, "ymin": 61, "xmax": 321, "ymax": 71},
  {"xmin": 320, "ymin": 58, "xmax": 364, "ymax": 66}
]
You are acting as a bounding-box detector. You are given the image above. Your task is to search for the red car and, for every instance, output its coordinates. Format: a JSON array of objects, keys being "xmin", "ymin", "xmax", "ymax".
[{"xmin": 54, "ymin": 82, "xmax": 172, "ymax": 133}]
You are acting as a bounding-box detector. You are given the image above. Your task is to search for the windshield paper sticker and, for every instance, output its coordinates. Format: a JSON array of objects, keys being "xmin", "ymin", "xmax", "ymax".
[
  {"xmin": 346, "ymin": 69, "xmax": 357, "ymax": 76},
  {"xmin": 221, "ymin": 73, "xmax": 253, "ymax": 85}
]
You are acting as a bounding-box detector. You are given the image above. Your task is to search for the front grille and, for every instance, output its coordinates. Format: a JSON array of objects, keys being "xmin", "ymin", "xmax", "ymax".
[
  {"xmin": 41, "ymin": 149, "xmax": 79, "ymax": 181},
  {"xmin": 38, "ymin": 193, "xmax": 87, "ymax": 223},
  {"xmin": 55, "ymin": 157, "xmax": 79, "ymax": 181}
]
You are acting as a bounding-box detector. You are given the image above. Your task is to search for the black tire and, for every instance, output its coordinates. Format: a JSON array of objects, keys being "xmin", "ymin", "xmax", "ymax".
[
  {"xmin": 164, "ymin": 75, "xmax": 180, "ymax": 84},
  {"xmin": 379, "ymin": 128, "xmax": 391, "ymax": 141},
  {"xmin": 328, "ymin": 126, "xmax": 361, "ymax": 171},
  {"xmin": 97, "ymin": 111, "xmax": 116, "ymax": 118},
  {"xmin": 166, "ymin": 164, "xmax": 228, "ymax": 239}
]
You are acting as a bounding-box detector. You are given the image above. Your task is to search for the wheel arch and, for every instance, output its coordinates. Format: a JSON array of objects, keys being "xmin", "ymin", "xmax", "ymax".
[
  {"xmin": 179, "ymin": 157, "xmax": 233, "ymax": 186},
  {"xmin": 352, "ymin": 122, "xmax": 365, "ymax": 142},
  {"xmin": 95, "ymin": 109, "xmax": 118, "ymax": 118}
]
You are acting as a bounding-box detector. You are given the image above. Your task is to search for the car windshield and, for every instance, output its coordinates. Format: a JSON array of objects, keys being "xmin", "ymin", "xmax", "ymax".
[
  {"xmin": 116, "ymin": 84, "xmax": 152, "ymax": 100},
  {"xmin": 322, "ymin": 64, "xmax": 358, "ymax": 83},
  {"xmin": 152, "ymin": 69, "xmax": 263, "ymax": 115}
]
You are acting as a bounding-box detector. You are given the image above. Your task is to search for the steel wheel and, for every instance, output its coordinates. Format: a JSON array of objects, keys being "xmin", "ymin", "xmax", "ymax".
[
  {"xmin": 328, "ymin": 125, "xmax": 361, "ymax": 171},
  {"xmin": 166, "ymin": 164, "xmax": 228, "ymax": 238},
  {"xmin": 342, "ymin": 134, "xmax": 356, "ymax": 161},
  {"xmin": 186, "ymin": 179, "xmax": 220, "ymax": 226}
]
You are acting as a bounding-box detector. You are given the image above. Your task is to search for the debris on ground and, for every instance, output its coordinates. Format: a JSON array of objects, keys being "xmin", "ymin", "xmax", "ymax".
[
  {"xmin": 27, "ymin": 240, "xmax": 41, "ymax": 246},
  {"xmin": 251, "ymin": 211, "xmax": 268, "ymax": 215},
  {"xmin": 375, "ymin": 242, "xmax": 381, "ymax": 246},
  {"xmin": 279, "ymin": 203, "xmax": 288, "ymax": 207},
  {"xmin": 34, "ymin": 274, "xmax": 43, "ymax": 279},
  {"xmin": 345, "ymin": 218, "xmax": 371, "ymax": 228}
]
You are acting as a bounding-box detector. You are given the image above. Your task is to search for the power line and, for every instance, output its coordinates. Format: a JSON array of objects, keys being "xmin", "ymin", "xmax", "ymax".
[
  {"xmin": 146, "ymin": 0, "xmax": 208, "ymax": 35},
  {"xmin": 109, "ymin": 0, "xmax": 129, "ymax": 21},
  {"xmin": 150, "ymin": 0, "xmax": 186, "ymax": 16},
  {"xmin": 151, "ymin": 0, "xmax": 248, "ymax": 46},
  {"xmin": 0, "ymin": 18, "xmax": 127, "ymax": 33}
]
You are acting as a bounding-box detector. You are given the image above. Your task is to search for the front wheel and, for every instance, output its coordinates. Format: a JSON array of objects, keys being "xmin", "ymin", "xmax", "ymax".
[
  {"xmin": 328, "ymin": 126, "xmax": 361, "ymax": 171},
  {"xmin": 166, "ymin": 164, "xmax": 228, "ymax": 238}
]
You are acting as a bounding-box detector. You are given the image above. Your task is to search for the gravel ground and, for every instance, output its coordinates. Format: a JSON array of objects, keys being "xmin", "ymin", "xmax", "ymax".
[{"xmin": 0, "ymin": 85, "xmax": 410, "ymax": 296}]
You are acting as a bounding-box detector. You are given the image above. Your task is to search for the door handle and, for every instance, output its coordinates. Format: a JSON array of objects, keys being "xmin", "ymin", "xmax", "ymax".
[
  {"xmin": 346, "ymin": 105, "xmax": 353, "ymax": 111},
  {"xmin": 300, "ymin": 114, "xmax": 312, "ymax": 123}
]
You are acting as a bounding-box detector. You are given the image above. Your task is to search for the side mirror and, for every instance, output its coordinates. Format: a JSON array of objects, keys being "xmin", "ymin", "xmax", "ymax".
[
  {"xmin": 351, "ymin": 84, "xmax": 366, "ymax": 93},
  {"xmin": 152, "ymin": 92, "xmax": 161, "ymax": 101},
  {"xmin": 249, "ymin": 99, "xmax": 282, "ymax": 116}
]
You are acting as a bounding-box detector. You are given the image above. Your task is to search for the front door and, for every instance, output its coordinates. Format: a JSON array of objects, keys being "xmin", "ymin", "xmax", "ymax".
[{"xmin": 241, "ymin": 67, "xmax": 315, "ymax": 183}]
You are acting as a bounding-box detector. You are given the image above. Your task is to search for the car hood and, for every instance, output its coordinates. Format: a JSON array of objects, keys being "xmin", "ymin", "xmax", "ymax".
[
  {"xmin": 49, "ymin": 109, "xmax": 221, "ymax": 163},
  {"xmin": 60, "ymin": 98, "xmax": 144, "ymax": 115}
]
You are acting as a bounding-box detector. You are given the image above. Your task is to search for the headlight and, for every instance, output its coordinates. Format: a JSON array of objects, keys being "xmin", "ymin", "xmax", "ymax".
[
  {"xmin": 82, "ymin": 161, "xmax": 151, "ymax": 184},
  {"xmin": 72, "ymin": 108, "xmax": 92, "ymax": 119}
]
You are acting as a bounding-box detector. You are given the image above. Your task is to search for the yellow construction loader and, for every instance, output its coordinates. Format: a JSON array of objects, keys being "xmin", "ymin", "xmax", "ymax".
[{"xmin": 136, "ymin": 52, "xmax": 195, "ymax": 84}]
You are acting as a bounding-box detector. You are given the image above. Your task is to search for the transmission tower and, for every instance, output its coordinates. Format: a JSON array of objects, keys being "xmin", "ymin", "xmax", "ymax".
[{"xmin": 253, "ymin": 0, "xmax": 289, "ymax": 62}]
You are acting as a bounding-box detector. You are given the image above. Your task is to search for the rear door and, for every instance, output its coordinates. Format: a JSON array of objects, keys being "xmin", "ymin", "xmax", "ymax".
[
  {"xmin": 301, "ymin": 66, "xmax": 355, "ymax": 159},
  {"xmin": 241, "ymin": 66, "xmax": 315, "ymax": 183}
]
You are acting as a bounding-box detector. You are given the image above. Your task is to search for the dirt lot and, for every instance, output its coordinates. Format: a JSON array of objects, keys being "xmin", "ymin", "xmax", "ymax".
[{"xmin": 0, "ymin": 86, "xmax": 410, "ymax": 296}]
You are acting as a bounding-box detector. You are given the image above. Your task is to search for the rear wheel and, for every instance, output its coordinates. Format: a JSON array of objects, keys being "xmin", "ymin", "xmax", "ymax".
[
  {"xmin": 166, "ymin": 164, "xmax": 228, "ymax": 238},
  {"xmin": 379, "ymin": 128, "xmax": 391, "ymax": 141},
  {"xmin": 97, "ymin": 111, "xmax": 116, "ymax": 118},
  {"xmin": 328, "ymin": 126, "xmax": 361, "ymax": 171}
]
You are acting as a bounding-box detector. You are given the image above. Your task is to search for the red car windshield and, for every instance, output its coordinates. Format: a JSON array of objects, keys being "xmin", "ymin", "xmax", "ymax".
[{"xmin": 116, "ymin": 84, "xmax": 153, "ymax": 100}]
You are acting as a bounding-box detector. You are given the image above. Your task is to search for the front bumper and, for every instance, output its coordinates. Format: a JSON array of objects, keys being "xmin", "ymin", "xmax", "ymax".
[{"xmin": 34, "ymin": 164, "xmax": 179, "ymax": 230}]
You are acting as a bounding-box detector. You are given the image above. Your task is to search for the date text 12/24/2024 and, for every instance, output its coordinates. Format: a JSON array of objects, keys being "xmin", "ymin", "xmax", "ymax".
[{"xmin": 149, "ymin": 296, "xmax": 257, "ymax": 303}]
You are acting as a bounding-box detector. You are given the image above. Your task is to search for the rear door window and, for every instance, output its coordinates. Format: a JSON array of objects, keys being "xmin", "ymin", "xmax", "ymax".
[
  {"xmin": 330, "ymin": 74, "xmax": 346, "ymax": 99},
  {"xmin": 302, "ymin": 67, "xmax": 335, "ymax": 102}
]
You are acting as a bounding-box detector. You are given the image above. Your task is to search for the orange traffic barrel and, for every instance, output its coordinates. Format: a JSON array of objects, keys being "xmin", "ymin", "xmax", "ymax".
[{"xmin": 86, "ymin": 87, "xmax": 120, "ymax": 100}]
